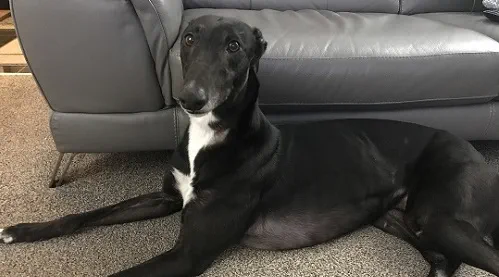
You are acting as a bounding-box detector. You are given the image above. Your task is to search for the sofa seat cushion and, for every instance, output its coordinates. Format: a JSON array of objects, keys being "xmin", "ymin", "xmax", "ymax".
[
  {"xmin": 170, "ymin": 9, "xmax": 499, "ymax": 112},
  {"xmin": 414, "ymin": 12, "xmax": 499, "ymax": 42}
]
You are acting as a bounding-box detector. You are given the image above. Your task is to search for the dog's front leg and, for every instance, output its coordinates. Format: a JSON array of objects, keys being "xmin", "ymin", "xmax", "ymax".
[
  {"xmin": 0, "ymin": 169, "xmax": 183, "ymax": 243},
  {"xmin": 110, "ymin": 192, "xmax": 258, "ymax": 277}
]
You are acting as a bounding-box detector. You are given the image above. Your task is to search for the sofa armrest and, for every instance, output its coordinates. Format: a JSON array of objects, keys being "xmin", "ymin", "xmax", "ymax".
[
  {"xmin": 11, "ymin": 0, "xmax": 183, "ymax": 113},
  {"xmin": 130, "ymin": 0, "xmax": 184, "ymax": 101},
  {"xmin": 131, "ymin": 0, "xmax": 184, "ymax": 49}
]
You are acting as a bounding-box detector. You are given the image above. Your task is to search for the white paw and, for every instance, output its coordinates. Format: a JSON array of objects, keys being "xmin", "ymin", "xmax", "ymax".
[{"xmin": 0, "ymin": 228, "xmax": 14, "ymax": 244}]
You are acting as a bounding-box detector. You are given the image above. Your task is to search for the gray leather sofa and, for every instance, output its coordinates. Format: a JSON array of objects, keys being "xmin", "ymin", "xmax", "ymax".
[{"xmin": 11, "ymin": 0, "xmax": 499, "ymax": 154}]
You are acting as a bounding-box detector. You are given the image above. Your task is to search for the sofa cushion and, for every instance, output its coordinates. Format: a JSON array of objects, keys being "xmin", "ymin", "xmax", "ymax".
[
  {"xmin": 183, "ymin": 0, "xmax": 399, "ymax": 13},
  {"xmin": 170, "ymin": 9, "xmax": 499, "ymax": 112},
  {"xmin": 400, "ymin": 0, "xmax": 484, "ymax": 15},
  {"xmin": 414, "ymin": 12, "xmax": 499, "ymax": 42}
]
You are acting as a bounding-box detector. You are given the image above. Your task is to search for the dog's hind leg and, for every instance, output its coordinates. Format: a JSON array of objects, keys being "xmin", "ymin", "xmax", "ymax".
[
  {"xmin": 373, "ymin": 210, "xmax": 462, "ymax": 276},
  {"xmin": 0, "ymin": 191, "xmax": 182, "ymax": 244},
  {"xmin": 423, "ymin": 251, "xmax": 461, "ymax": 277},
  {"xmin": 373, "ymin": 209, "xmax": 419, "ymax": 247},
  {"xmin": 490, "ymin": 228, "xmax": 499, "ymax": 249},
  {"xmin": 419, "ymin": 216, "xmax": 499, "ymax": 276}
]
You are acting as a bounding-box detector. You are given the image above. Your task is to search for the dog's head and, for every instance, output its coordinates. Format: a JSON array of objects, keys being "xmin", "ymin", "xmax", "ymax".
[{"xmin": 178, "ymin": 15, "xmax": 267, "ymax": 115}]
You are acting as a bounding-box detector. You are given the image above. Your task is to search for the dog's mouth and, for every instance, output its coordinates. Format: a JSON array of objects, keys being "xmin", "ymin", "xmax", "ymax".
[
  {"xmin": 173, "ymin": 97, "xmax": 209, "ymax": 117},
  {"xmin": 180, "ymin": 106, "xmax": 209, "ymax": 117},
  {"xmin": 185, "ymin": 109, "xmax": 207, "ymax": 116}
]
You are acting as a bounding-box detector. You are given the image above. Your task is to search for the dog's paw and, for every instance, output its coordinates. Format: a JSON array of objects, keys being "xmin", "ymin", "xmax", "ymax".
[
  {"xmin": 0, "ymin": 228, "xmax": 15, "ymax": 244},
  {"xmin": 0, "ymin": 221, "xmax": 65, "ymax": 243}
]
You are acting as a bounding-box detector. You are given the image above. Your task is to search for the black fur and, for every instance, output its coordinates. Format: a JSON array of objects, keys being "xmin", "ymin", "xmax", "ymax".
[{"xmin": 2, "ymin": 15, "xmax": 499, "ymax": 277}]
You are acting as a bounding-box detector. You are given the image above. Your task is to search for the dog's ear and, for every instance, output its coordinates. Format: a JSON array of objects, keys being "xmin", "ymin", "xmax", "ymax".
[{"xmin": 251, "ymin": 27, "xmax": 267, "ymax": 72}]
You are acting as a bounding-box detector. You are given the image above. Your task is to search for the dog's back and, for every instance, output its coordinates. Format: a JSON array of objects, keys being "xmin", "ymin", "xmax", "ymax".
[{"xmin": 272, "ymin": 118, "xmax": 438, "ymax": 197}]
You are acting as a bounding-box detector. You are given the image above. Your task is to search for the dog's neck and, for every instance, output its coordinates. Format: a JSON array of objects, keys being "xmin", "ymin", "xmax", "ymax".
[
  {"xmin": 183, "ymin": 68, "xmax": 263, "ymax": 159},
  {"xmin": 207, "ymin": 68, "xmax": 262, "ymax": 135},
  {"xmin": 183, "ymin": 68, "xmax": 264, "ymax": 163},
  {"xmin": 186, "ymin": 68, "xmax": 258, "ymax": 132},
  {"xmin": 179, "ymin": 68, "xmax": 264, "ymax": 178}
]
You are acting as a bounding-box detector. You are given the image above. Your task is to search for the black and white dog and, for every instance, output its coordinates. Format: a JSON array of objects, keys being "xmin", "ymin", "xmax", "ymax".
[{"xmin": 2, "ymin": 15, "xmax": 499, "ymax": 277}]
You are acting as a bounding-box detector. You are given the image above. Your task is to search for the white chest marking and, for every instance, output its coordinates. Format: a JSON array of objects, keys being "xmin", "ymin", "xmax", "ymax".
[
  {"xmin": 173, "ymin": 112, "xmax": 228, "ymax": 207},
  {"xmin": 172, "ymin": 168, "xmax": 194, "ymax": 208}
]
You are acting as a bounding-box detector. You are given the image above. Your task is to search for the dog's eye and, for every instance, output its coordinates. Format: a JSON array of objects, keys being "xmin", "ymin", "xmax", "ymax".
[
  {"xmin": 227, "ymin": 41, "xmax": 240, "ymax": 53},
  {"xmin": 184, "ymin": 34, "xmax": 195, "ymax": 47}
]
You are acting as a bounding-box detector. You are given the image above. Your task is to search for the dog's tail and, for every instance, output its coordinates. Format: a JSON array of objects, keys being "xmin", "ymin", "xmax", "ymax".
[{"xmin": 423, "ymin": 216, "xmax": 499, "ymax": 276}]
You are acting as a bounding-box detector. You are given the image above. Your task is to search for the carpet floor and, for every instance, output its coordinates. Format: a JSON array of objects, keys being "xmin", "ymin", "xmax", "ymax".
[{"xmin": 0, "ymin": 75, "xmax": 496, "ymax": 277}]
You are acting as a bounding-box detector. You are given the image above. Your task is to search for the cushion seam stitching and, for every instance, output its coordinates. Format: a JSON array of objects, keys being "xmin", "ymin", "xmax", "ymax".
[
  {"xmin": 258, "ymin": 95, "xmax": 496, "ymax": 106},
  {"xmin": 173, "ymin": 107, "xmax": 178, "ymax": 146},
  {"xmin": 172, "ymin": 52, "xmax": 499, "ymax": 60},
  {"xmin": 484, "ymin": 102, "xmax": 495, "ymax": 137},
  {"xmin": 147, "ymin": 0, "xmax": 171, "ymax": 47}
]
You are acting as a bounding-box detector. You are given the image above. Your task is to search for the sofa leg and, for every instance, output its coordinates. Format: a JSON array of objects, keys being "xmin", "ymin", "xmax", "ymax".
[{"xmin": 48, "ymin": 152, "xmax": 77, "ymax": 188}]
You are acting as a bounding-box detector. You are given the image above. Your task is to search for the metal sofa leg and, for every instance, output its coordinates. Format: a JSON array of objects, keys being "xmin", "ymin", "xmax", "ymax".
[{"xmin": 48, "ymin": 152, "xmax": 77, "ymax": 188}]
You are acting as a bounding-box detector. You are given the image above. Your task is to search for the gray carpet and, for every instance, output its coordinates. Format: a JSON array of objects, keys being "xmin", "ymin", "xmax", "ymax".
[{"xmin": 0, "ymin": 75, "xmax": 496, "ymax": 277}]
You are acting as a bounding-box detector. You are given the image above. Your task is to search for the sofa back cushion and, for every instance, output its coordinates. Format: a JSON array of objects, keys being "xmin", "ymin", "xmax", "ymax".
[
  {"xmin": 183, "ymin": 0, "xmax": 399, "ymax": 13},
  {"xmin": 183, "ymin": 0, "xmax": 250, "ymax": 9},
  {"xmin": 400, "ymin": 0, "xmax": 485, "ymax": 14}
]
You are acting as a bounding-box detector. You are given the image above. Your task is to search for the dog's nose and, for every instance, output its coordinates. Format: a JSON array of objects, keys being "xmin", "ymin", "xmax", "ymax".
[
  {"xmin": 178, "ymin": 96, "xmax": 207, "ymax": 112},
  {"xmin": 178, "ymin": 82, "xmax": 208, "ymax": 112}
]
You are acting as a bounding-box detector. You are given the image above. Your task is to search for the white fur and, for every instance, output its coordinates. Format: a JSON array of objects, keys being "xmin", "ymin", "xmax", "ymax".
[
  {"xmin": 172, "ymin": 169, "xmax": 194, "ymax": 207},
  {"xmin": 173, "ymin": 112, "xmax": 228, "ymax": 207},
  {"xmin": 434, "ymin": 269, "xmax": 446, "ymax": 277},
  {"xmin": 0, "ymin": 228, "xmax": 14, "ymax": 244}
]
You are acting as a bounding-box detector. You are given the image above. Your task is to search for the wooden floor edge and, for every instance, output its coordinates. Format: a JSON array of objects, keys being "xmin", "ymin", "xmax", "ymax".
[{"xmin": 0, "ymin": 72, "xmax": 32, "ymax": 76}]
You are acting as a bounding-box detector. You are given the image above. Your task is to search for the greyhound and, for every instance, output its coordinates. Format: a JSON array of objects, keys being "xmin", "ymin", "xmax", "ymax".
[{"xmin": 2, "ymin": 15, "xmax": 499, "ymax": 277}]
